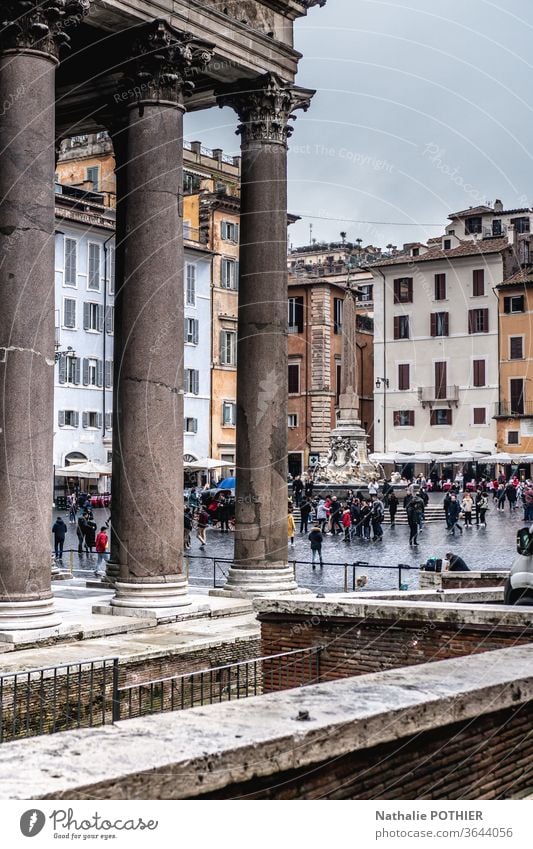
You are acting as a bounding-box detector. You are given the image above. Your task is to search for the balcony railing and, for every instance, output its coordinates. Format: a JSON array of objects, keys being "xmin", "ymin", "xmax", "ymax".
[
  {"xmin": 494, "ymin": 401, "xmax": 533, "ymax": 417},
  {"xmin": 418, "ymin": 385, "xmax": 459, "ymax": 408}
]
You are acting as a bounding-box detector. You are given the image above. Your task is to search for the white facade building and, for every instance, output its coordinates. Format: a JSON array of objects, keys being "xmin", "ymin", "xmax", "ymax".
[
  {"xmin": 183, "ymin": 244, "xmax": 212, "ymax": 466},
  {"xmin": 53, "ymin": 186, "xmax": 115, "ymax": 482},
  {"xmin": 53, "ymin": 186, "xmax": 213, "ymax": 491},
  {"xmin": 370, "ymin": 200, "xmax": 533, "ymax": 457}
]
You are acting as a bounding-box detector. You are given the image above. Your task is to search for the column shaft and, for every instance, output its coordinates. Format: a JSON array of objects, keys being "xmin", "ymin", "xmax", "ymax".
[{"xmin": 0, "ymin": 51, "xmax": 60, "ymax": 628}]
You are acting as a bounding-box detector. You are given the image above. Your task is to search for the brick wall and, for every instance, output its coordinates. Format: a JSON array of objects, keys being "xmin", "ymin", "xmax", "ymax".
[
  {"xmin": 259, "ymin": 614, "xmax": 533, "ymax": 684},
  {"xmin": 199, "ymin": 701, "xmax": 533, "ymax": 799}
]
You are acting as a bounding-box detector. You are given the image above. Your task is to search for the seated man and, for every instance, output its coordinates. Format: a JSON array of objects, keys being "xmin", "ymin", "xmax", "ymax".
[{"xmin": 445, "ymin": 552, "xmax": 469, "ymax": 572}]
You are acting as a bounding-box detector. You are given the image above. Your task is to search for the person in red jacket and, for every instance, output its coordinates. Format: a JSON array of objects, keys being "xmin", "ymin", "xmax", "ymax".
[{"xmin": 94, "ymin": 526, "xmax": 108, "ymax": 578}]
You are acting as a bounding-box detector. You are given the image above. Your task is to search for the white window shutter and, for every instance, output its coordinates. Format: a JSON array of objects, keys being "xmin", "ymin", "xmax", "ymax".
[
  {"xmin": 193, "ymin": 370, "xmax": 199, "ymax": 395},
  {"xmin": 184, "ymin": 369, "xmax": 189, "ymax": 393},
  {"xmin": 97, "ymin": 412, "xmax": 103, "ymax": 430},
  {"xmin": 58, "ymin": 410, "xmax": 65, "ymax": 427},
  {"xmin": 105, "ymin": 412, "xmax": 112, "ymax": 430},
  {"xmin": 74, "ymin": 411, "xmax": 79, "ymax": 428},
  {"xmin": 193, "ymin": 418, "xmax": 198, "ymax": 433},
  {"xmin": 82, "ymin": 411, "xmax": 88, "ymax": 428},
  {"xmin": 193, "ymin": 319, "xmax": 199, "ymax": 345}
]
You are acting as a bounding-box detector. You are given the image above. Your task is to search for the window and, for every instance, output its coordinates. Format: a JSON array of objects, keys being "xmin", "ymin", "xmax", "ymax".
[
  {"xmin": 393, "ymin": 315, "xmax": 410, "ymax": 339},
  {"xmin": 83, "ymin": 358, "xmax": 103, "ymax": 388},
  {"xmin": 86, "ymin": 166, "xmax": 99, "ymax": 191},
  {"xmin": 393, "ymin": 277, "xmax": 413, "ymax": 304},
  {"xmin": 288, "ymin": 414, "xmax": 298, "ymax": 428},
  {"xmin": 185, "ymin": 264, "xmax": 196, "ymax": 305},
  {"xmin": 184, "ymin": 417, "xmax": 198, "ymax": 434},
  {"xmin": 510, "ymin": 336, "xmax": 524, "ymax": 360},
  {"xmin": 83, "ymin": 411, "xmax": 102, "ymax": 429},
  {"xmin": 333, "ymin": 298, "xmax": 343, "ymax": 334},
  {"xmin": 183, "ymin": 171, "xmax": 201, "ymax": 194},
  {"xmin": 430, "ymin": 312, "xmax": 449, "ymax": 337},
  {"xmin": 184, "ymin": 368, "xmax": 199, "ymax": 395},
  {"xmin": 288, "ymin": 363, "xmax": 300, "ymax": 394},
  {"xmin": 398, "ymin": 363, "xmax": 410, "ymax": 391},
  {"xmin": 222, "ymin": 401, "xmax": 236, "ymax": 426},
  {"xmin": 83, "ymin": 302, "xmax": 103, "ymax": 332},
  {"xmin": 435, "ymin": 361, "xmax": 447, "ymax": 400},
  {"xmin": 434, "ymin": 273, "xmax": 446, "ymax": 300},
  {"xmin": 492, "ymin": 220, "xmax": 502, "ymax": 236},
  {"xmin": 221, "ymin": 258, "xmax": 238, "ymax": 290},
  {"xmin": 473, "ymin": 408, "xmax": 486, "ymax": 425},
  {"xmin": 64, "ymin": 238, "xmax": 77, "ymax": 286},
  {"xmin": 58, "ymin": 410, "xmax": 79, "ymax": 428},
  {"xmin": 510, "ymin": 378, "xmax": 525, "ymax": 414},
  {"xmin": 393, "ymin": 410, "xmax": 414, "ymax": 427},
  {"xmin": 504, "ymin": 295, "xmax": 525, "ymax": 314},
  {"xmin": 105, "ymin": 413, "xmax": 112, "ymax": 431},
  {"xmin": 220, "ymin": 330, "xmax": 237, "ymax": 365},
  {"xmin": 88, "ymin": 243, "xmax": 101, "ymax": 290},
  {"xmin": 468, "ymin": 308, "xmax": 489, "ymax": 333},
  {"xmin": 105, "ymin": 360, "xmax": 113, "ymax": 389},
  {"xmin": 183, "ymin": 220, "xmax": 192, "ymax": 240},
  {"xmin": 357, "ymin": 284, "xmax": 373, "ymax": 302},
  {"xmin": 511, "ymin": 216, "xmax": 530, "ymax": 234},
  {"xmin": 220, "ymin": 220, "xmax": 239, "ymax": 242},
  {"xmin": 185, "ymin": 317, "xmax": 199, "ymax": 345},
  {"xmin": 507, "ymin": 430, "xmax": 520, "ymax": 445},
  {"xmin": 431, "ymin": 409, "xmax": 452, "ymax": 426},
  {"xmin": 412, "ymin": 247, "xmax": 419, "ymax": 257},
  {"xmin": 63, "ymin": 298, "xmax": 76, "ymax": 329},
  {"xmin": 58, "ymin": 356, "xmax": 80, "ymax": 385},
  {"xmin": 443, "ymin": 239, "xmax": 451, "ymax": 250},
  {"xmin": 288, "ymin": 297, "xmax": 304, "ymax": 333},
  {"xmin": 465, "ymin": 216, "xmax": 482, "ymax": 234},
  {"xmin": 473, "ymin": 269, "xmax": 485, "ymax": 296},
  {"xmin": 473, "ymin": 359, "xmax": 486, "ymax": 387}
]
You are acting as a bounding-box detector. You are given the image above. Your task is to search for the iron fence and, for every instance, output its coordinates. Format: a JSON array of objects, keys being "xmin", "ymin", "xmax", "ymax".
[
  {"xmin": 114, "ymin": 647, "xmax": 322, "ymax": 722},
  {"xmin": 0, "ymin": 657, "xmax": 118, "ymax": 744}
]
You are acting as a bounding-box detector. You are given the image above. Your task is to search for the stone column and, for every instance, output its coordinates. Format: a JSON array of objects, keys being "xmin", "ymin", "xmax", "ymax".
[
  {"xmin": 217, "ymin": 74, "xmax": 314, "ymax": 596},
  {"xmin": 104, "ymin": 21, "xmax": 212, "ymax": 615},
  {"xmin": 0, "ymin": 0, "xmax": 89, "ymax": 630}
]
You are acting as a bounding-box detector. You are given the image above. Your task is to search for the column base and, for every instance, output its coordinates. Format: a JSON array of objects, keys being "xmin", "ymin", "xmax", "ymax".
[
  {"xmin": 210, "ymin": 565, "xmax": 301, "ymax": 598},
  {"xmin": 0, "ymin": 597, "xmax": 61, "ymax": 631},
  {"xmin": 93, "ymin": 577, "xmax": 194, "ymax": 620}
]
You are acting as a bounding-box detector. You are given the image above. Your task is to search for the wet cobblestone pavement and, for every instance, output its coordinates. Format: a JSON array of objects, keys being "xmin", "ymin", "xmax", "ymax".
[{"xmin": 53, "ymin": 495, "xmax": 525, "ymax": 594}]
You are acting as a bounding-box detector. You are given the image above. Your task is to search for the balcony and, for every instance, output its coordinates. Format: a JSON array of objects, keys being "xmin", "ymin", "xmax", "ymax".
[
  {"xmin": 494, "ymin": 401, "xmax": 533, "ymax": 418},
  {"xmin": 418, "ymin": 385, "xmax": 459, "ymax": 408}
]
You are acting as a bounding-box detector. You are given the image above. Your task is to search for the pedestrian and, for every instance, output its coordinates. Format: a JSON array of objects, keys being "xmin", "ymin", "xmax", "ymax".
[
  {"xmin": 76, "ymin": 512, "xmax": 88, "ymax": 554},
  {"xmin": 497, "ymin": 483, "xmax": 506, "ymax": 511},
  {"xmin": 316, "ymin": 497, "xmax": 328, "ymax": 533},
  {"xmin": 446, "ymin": 494, "xmax": 463, "ymax": 536},
  {"xmin": 443, "ymin": 491, "xmax": 452, "ymax": 528},
  {"xmin": 370, "ymin": 496, "xmax": 384, "ymax": 541},
  {"xmin": 218, "ymin": 495, "xmax": 231, "ymax": 533},
  {"xmin": 300, "ymin": 497, "xmax": 312, "ymax": 534},
  {"xmin": 407, "ymin": 496, "xmax": 422, "ymax": 546},
  {"xmin": 387, "ymin": 491, "xmax": 398, "ymax": 527},
  {"xmin": 196, "ymin": 506, "xmax": 209, "ymax": 549},
  {"xmin": 506, "ymin": 481, "xmax": 517, "ymax": 512},
  {"xmin": 523, "ymin": 482, "xmax": 533, "ymax": 522},
  {"xmin": 304, "ymin": 477, "xmax": 314, "ymax": 499},
  {"xmin": 461, "ymin": 493, "xmax": 473, "ymax": 527},
  {"xmin": 476, "ymin": 491, "xmax": 488, "ymax": 528},
  {"xmin": 84, "ymin": 513, "xmax": 97, "ymax": 553},
  {"xmin": 341, "ymin": 506, "xmax": 351, "ymax": 541},
  {"xmin": 445, "ymin": 551, "xmax": 470, "ymax": 572},
  {"xmin": 68, "ymin": 494, "xmax": 77, "ymax": 524},
  {"xmin": 288, "ymin": 508, "xmax": 296, "ymax": 547},
  {"xmin": 308, "ymin": 524, "xmax": 323, "ymax": 567},
  {"xmin": 52, "ymin": 516, "xmax": 67, "ymax": 561},
  {"xmin": 329, "ymin": 496, "xmax": 343, "ymax": 535},
  {"xmin": 361, "ymin": 499, "xmax": 372, "ymax": 541},
  {"xmin": 292, "ymin": 475, "xmax": 304, "ymax": 507},
  {"xmin": 350, "ymin": 497, "xmax": 362, "ymax": 538},
  {"xmin": 184, "ymin": 507, "xmax": 193, "ymax": 550},
  {"xmin": 94, "ymin": 526, "xmax": 109, "ymax": 577}
]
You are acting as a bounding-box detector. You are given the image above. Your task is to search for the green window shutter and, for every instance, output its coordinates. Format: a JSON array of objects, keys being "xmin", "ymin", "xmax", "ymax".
[
  {"xmin": 83, "ymin": 302, "xmax": 90, "ymax": 330},
  {"xmin": 82, "ymin": 358, "xmax": 89, "ymax": 385},
  {"xmin": 74, "ymin": 357, "xmax": 81, "ymax": 385},
  {"xmin": 96, "ymin": 360, "xmax": 103, "ymax": 387},
  {"xmin": 58, "ymin": 410, "xmax": 65, "ymax": 427},
  {"xmin": 97, "ymin": 304, "xmax": 104, "ymax": 332},
  {"xmin": 74, "ymin": 411, "xmax": 79, "ymax": 428},
  {"xmin": 58, "ymin": 358, "xmax": 66, "ymax": 384},
  {"xmin": 105, "ymin": 360, "xmax": 112, "ymax": 388},
  {"xmin": 82, "ymin": 411, "xmax": 88, "ymax": 428}
]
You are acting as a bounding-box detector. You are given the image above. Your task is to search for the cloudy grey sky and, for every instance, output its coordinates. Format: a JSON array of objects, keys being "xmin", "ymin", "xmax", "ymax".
[{"xmin": 185, "ymin": 0, "xmax": 533, "ymax": 250}]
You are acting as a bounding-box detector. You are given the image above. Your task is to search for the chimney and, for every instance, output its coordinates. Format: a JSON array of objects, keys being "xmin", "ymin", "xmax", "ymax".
[
  {"xmin": 212, "ymin": 148, "xmax": 223, "ymax": 162},
  {"xmin": 494, "ymin": 199, "xmax": 503, "ymax": 212},
  {"xmin": 190, "ymin": 141, "xmax": 202, "ymax": 155}
]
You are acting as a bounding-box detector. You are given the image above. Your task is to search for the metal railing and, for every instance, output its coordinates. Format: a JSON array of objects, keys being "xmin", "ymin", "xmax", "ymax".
[
  {"xmin": 113, "ymin": 647, "xmax": 322, "ymax": 722},
  {"xmin": 0, "ymin": 657, "xmax": 118, "ymax": 744},
  {"xmin": 494, "ymin": 401, "xmax": 533, "ymax": 417},
  {"xmin": 418, "ymin": 385, "xmax": 459, "ymax": 405}
]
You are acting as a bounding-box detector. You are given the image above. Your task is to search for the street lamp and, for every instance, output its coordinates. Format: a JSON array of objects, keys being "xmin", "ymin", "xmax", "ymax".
[
  {"xmin": 55, "ymin": 345, "xmax": 75, "ymax": 363},
  {"xmin": 375, "ymin": 376, "xmax": 389, "ymax": 389}
]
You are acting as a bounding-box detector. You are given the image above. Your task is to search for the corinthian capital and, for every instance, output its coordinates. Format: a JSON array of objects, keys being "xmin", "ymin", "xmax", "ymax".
[
  {"xmin": 122, "ymin": 19, "xmax": 213, "ymax": 109},
  {"xmin": 217, "ymin": 73, "xmax": 315, "ymax": 146},
  {"xmin": 0, "ymin": 0, "xmax": 90, "ymax": 59}
]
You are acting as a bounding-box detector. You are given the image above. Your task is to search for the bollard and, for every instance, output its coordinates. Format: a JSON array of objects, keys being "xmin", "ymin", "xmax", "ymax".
[{"xmin": 69, "ymin": 549, "xmax": 74, "ymax": 575}]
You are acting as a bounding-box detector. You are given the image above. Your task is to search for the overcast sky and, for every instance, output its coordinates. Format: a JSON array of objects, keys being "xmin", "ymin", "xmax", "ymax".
[{"xmin": 185, "ymin": 0, "xmax": 533, "ymax": 250}]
